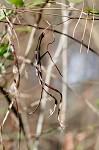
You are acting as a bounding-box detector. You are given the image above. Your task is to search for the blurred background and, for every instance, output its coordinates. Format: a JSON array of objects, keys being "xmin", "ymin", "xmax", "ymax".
[{"xmin": 0, "ymin": 0, "xmax": 99, "ymax": 149}]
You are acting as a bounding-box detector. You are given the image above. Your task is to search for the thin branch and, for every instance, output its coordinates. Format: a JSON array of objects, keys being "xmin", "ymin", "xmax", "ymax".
[
  {"xmin": 87, "ymin": 0, "xmax": 95, "ymax": 53},
  {"xmin": 85, "ymin": 100, "xmax": 99, "ymax": 117},
  {"xmin": 0, "ymin": 1, "xmax": 87, "ymax": 16},
  {"xmin": 73, "ymin": 0, "xmax": 84, "ymax": 38},
  {"xmin": 19, "ymin": 0, "xmax": 49, "ymax": 74},
  {"xmin": 0, "ymin": 86, "xmax": 25, "ymax": 135},
  {"xmin": 19, "ymin": 26, "xmax": 37, "ymax": 74},
  {"xmin": 0, "ymin": 20, "xmax": 97, "ymax": 56}
]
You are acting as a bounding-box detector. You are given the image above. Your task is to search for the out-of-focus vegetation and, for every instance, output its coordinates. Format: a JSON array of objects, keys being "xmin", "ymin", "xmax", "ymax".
[{"xmin": 0, "ymin": 0, "xmax": 99, "ymax": 150}]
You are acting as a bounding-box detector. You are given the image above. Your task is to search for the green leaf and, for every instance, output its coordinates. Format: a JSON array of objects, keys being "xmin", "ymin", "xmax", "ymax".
[
  {"xmin": 84, "ymin": 7, "xmax": 99, "ymax": 15},
  {"xmin": 86, "ymin": 125, "xmax": 94, "ymax": 132},
  {"xmin": 0, "ymin": 44, "xmax": 8, "ymax": 56},
  {"xmin": 33, "ymin": 0, "xmax": 45, "ymax": 5},
  {"xmin": 0, "ymin": 43, "xmax": 13, "ymax": 60},
  {"xmin": 6, "ymin": 0, "xmax": 11, "ymax": 3},
  {"xmin": 0, "ymin": 6, "xmax": 12, "ymax": 20},
  {"xmin": 95, "ymin": 99, "xmax": 99, "ymax": 109},
  {"xmin": 6, "ymin": 0, "xmax": 24, "ymax": 7},
  {"xmin": 0, "ymin": 63, "xmax": 6, "ymax": 74},
  {"xmin": 68, "ymin": 0, "xmax": 83, "ymax": 3}
]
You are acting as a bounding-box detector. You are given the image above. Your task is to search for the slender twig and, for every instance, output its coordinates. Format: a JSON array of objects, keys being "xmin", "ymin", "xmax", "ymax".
[
  {"xmin": 19, "ymin": 26, "xmax": 37, "ymax": 74},
  {"xmin": 80, "ymin": 13, "xmax": 88, "ymax": 52},
  {"xmin": 87, "ymin": 0, "xmax": 95, "ymax": 53},
  {"xmin": 0, "ymin": 2, "xmax": 88, "ymax": 16},
  {"xmin": 0, "ymin": 86, "xmax": 25, "ymax": 134},
  {"xmin": 85, "ymin": 100, "xmax": 99, "ymax": 117},
  {"xmin": 73, "ymin": 0, "xmax": 84, "ymax": 38},
  {"xmin": 19, "ymin": 0, "xmax": 49, "ymax": 74},
  {"xmin": 0, "ymin": 5, "xmax": 21, "ymax": 149},
  {"xmin": 0, "ymin": 20, "xmax": 97, "ymax": 55},
  {"xmin": 19, "ymin": 100, "xmax": 33, "ymax": 149}
]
